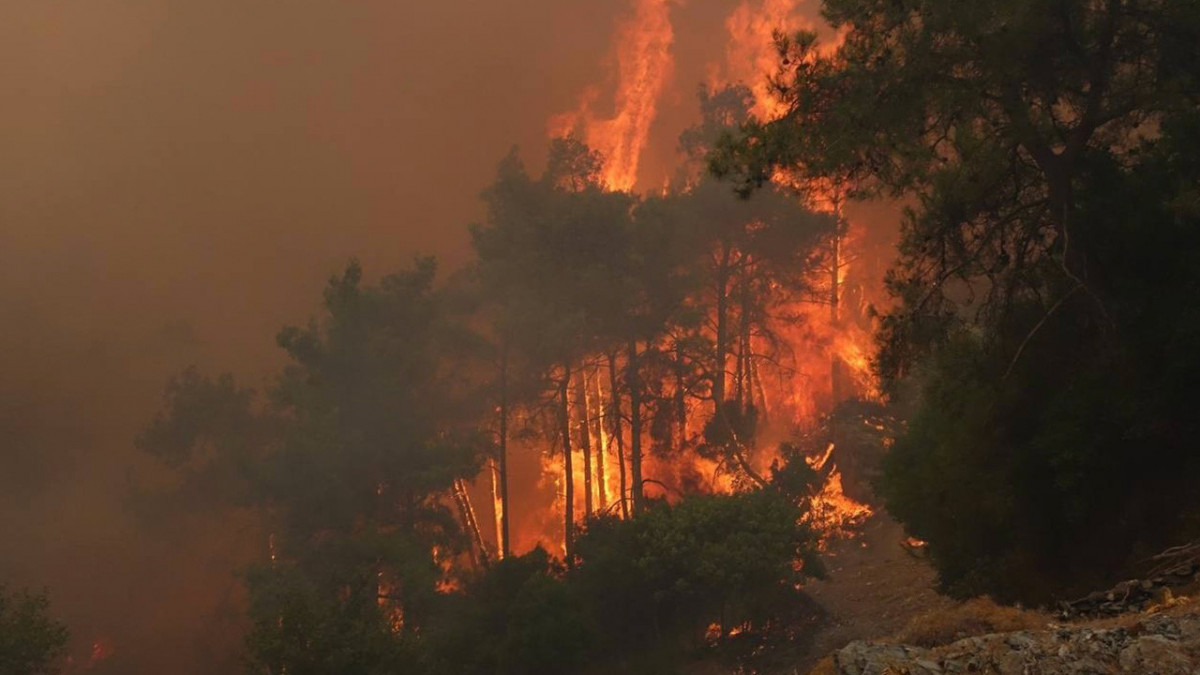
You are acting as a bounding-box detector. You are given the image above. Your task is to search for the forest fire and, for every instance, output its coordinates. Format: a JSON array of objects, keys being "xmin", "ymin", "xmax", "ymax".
[
  {"xmin": 717, "ymin": 0, "xmax": 812, "ymax": 120},
  {"xmin": 12, "ymin": 0, "xmax": 1200, "ymax": 673},
  {"xmin": 449, "ymin": 0, "xmax": 894, "ymax": 563},
  {"xmin": 549, "ymin": 0, "xmax": 676, "ymax": 192},
  {"xmin": 803, "ymin": 444, "xmax": 873, "ymax": 545}
]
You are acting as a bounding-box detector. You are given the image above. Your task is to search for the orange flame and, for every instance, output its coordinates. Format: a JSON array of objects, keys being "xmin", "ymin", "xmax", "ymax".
[
  {"xmin": 549, "ymin": 0, "xmax": 676, "ymax": 191},
  {"xmin": 805, "ymin": 467, "xmax": 873, "ymax": 544},
  {"xmin": 471, "ymin": 0, "xmax": 889, "ymax": 562},
  {"xmin": 717, "ymin": 0, "xmax": 813, "ymax": 121},
  {"xmin": 712, "ymin": 0, "xmax": 848, "ymax": 123}
]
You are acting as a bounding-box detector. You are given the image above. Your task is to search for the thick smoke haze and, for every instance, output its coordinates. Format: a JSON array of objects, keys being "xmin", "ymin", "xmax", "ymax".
[{"xmin": 0, "ymin": 0, "xmax": 830, "ymax": 670}]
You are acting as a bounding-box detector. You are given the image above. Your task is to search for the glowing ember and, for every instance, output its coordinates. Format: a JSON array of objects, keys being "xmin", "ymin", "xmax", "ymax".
[
  {"xmin": 64, "ymin": 638, "xmax": 115, "ymax": 673},
  {"xmin": 377, "ymin": 573, "xmax": 405, "ymax": 632}
]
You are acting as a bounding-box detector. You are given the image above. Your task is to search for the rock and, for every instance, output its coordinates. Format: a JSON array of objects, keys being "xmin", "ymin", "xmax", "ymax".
[
  {"xmin": 827, "ymin": 606, "xmax": 1200, "ymax": 674},
  {"xmin": 833, "ymin": 642, "xmax": 940, "ymax": 675},
  {"xmin": 1060, "ymin": 568, "xmax": 1200, "ymax": 619}
]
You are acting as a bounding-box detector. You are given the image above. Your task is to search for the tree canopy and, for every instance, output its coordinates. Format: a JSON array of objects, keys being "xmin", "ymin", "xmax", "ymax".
[
  {"xmin": 0, "ymin": 587, "xmax": 69, "ymax": 675},
  {"xmin": 713, "ymin": 0, "xmax": 1200, "ymax": 602}
]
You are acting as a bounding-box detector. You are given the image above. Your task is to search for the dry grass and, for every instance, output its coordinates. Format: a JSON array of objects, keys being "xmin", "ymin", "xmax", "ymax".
[
  {"xmin": 806, "ymin": 656, "xmax": 837, "ymax": 675},
  {"xmin": 892, "ymin": 597, "xmax": 1051, "ymax": 648}
]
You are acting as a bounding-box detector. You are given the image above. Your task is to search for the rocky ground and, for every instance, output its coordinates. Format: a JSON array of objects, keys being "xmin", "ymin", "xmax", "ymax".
[
  {"xmin": 822, "ymin": 599, "xmax": 1200, "ymax": 674},
  {"xmin": 797, "ymin": 517, "xmax": 1200, "ymax": 675}
]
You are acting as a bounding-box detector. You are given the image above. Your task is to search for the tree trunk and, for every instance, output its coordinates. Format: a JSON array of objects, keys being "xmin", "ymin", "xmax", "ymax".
[
  {"xmin": 574, "ymin": 369, "xmax": 593, "ymax": 518},
  {"xmin": 830, "ymin": 204, "xmax": 843, "ymax": 408},
  {"xmin": 592, "ymin": 372, "xmax": 608, "ymax": 513},
  {"xmin": 489, "ymin": 458, "xmax": 503, "ymax": 559},
  {"xmin": 453, "ymin": 478, "xmax": 489, "ymax": 568},
  {"xmin": 751, "ymin": 349, "xmax": 770, "ymax": 421},
  {"xmin": 608, "ymin": 352, "xmax": 628, "ymax": 519},
  {"xmin": 714, "ymin": 241, "xmax": 732, "ymax": 415},
  {"xmin": 497, "ymin": 342, "xmax": 510, "ymax": 558},
  {"xmin": 674, "ymin": 340, "xmax": 687, "ymax": 454},
  {"xmin": 559, "ymin": 364, "xmax": 575, "ymax": 564},
  {"xmin": 736, "ymin": 280, "xmax": 752, "ymax": 410},
  {"xmin": 627, "ymin": 339, "xmax": 644, "ymax": 515}
]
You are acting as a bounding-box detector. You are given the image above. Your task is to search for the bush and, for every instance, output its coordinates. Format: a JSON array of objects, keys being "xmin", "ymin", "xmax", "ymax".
[
  {"xmin": 574, "ymin": 490, "xmax": 823, "ymax": 653},
  {"xmin": 431, "ymin": 489, "xmax": 824, "ymax": 674},
  {"xmin": 427, "ymin": 548, "xmax": 592, "ymax": 675},
  {"xmin": 881, "ymin": 117, "xmax": 1200, "ymax": 604},
  {"xmin": 0, "ymin": 586, "xmax": 69, "ymax": 675}
]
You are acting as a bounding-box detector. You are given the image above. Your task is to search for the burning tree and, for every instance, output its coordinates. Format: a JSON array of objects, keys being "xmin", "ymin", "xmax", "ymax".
[
  {"xmin": 471, "ymin": 138, "xmax": 646, "ymax": 559},
  {"xmin": 136, "ymin": 6, "xmax": 906, "ymax": 669},
  {"xmin": 461, "ymin": 64, "xmax": 892, "ymax": 567},
  {"xmin": 713, "ymin": 0, "xmax": 1200, "ymax": 602}
]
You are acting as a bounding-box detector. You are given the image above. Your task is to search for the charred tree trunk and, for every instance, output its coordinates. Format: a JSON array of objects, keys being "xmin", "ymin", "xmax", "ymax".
[
  {"xmin": 713, "ymin": 241, "xmax": 732, "ymax": 416},
  {"xmin": 674, "ymin": 340, "xmax": 687, "ymax": 454},
  {"xmin": 608, "ymin": 351, "xmax": 628, "ymax": 519},
  {"xmin": 830, "ymin": 203, "xmax": 843, "ymax": 409},
  {"xmin": 751, "ymin": 349, "xmax": 769, "ymax": 421},
  {"xmin": 574, "ymin": 369, "xmax": 593, "ymax": 518},
  {"xmin": 497, "ymin": 341, "xmax": 510, "ymax": 558},
  {"xmin": 453, "ymin": 478, "xmax": 490, "ymax": 568},
  {"xmin": 489, "ymin": 458, "xmax": 503, "ymax": 559},
  {"xmin": 558, "ymin": 364, "xmax": 575, "ymax": 564},
  {"xmin": 736, "ymin": 279, "xmax": 752, "ymax": 410},
  {"xmin": 627, "ymin": 339, "xmax": 644, "ymax": 516},
  {"xmin": 591, "ymin": 373, "xmax": 607, "ymax": 512}
]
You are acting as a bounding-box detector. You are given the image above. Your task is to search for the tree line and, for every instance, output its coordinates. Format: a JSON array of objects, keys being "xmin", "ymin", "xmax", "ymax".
[
  {"xmin": 13, "ymin": 1, "xmax": 1196, "ymax": 672},
  {"xmin": 132, "ymin": 88, "xmax": 842, "ymax": 673},
  {"xmin": 714, "ymin": 0, "xmax": 1200, "ymax": 603}
]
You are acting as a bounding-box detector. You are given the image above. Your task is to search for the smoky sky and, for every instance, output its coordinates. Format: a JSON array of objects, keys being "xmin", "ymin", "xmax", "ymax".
[{"xmin": 0, "ymin": 1, "xmax": 827, "ymax": 671}]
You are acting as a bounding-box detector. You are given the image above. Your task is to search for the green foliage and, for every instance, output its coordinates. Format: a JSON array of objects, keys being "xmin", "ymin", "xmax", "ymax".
[
  {"xmin": 135, "ymin": 367, "xmax": 268, "ymax": 509},
  {"xmin": 0, "ymin": 587, "xmax": 69, "ymax": 675},
  {"xmin": 496, "ymin": 572, "xmax": 594, "ymax": 675},
  {"xmin": 141, "ymin": 258, "xmax": 489, "ymax": 672},
  {"xmin": 471, "ymin": 142, "xmax": 637, "ymax": 367},
  {"xmin": 425, "ymin": 548, "xmax": 592, "ymax": 675},
  {"xmin": 141, "ymin": 109, "xmax": 841, "ymax": 673},
  {"xmin": 882, "ymin": 116, "xmax": 1200, "ymax": 602},
  {"xmin": 267, "ymin": 259, "xmax": 484, "ymax": 541},
  {"xmin": 713, "ymin": 0, "xmax": 1200, "ymax": 604},
  {"xmin": 633, "ymin": 491, "xmax": 819, "ymax": 621},
  {"xmin": 137, "ymin": 368, "xmax": 261, "ymax": 470},
  {"xmin": 575, "ymin": 490, "xmax": 822, "ymax": 652},
  {"xmin": 424, "ymin": 490, "xmax": 822, "ymax": 675},
  {"xmin": 242, "ymin": 559, "xmax": 419, "ymax": 675}
]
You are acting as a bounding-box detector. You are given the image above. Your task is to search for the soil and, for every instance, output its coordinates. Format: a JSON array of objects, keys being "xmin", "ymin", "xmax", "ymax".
[{"xmin": 788, "ymin": 512, "xmax": 954, "ymax": 673}]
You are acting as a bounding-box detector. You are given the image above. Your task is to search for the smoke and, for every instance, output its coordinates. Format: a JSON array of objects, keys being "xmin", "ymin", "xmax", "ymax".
[{"xmin": 0, "ymin": 0, "xmax": 855, "ymax": 671}]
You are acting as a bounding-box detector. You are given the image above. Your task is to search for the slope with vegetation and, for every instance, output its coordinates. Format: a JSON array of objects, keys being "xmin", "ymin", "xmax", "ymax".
[{"xmin": 715, "ymin": 0, "xmax": 1200, "ymax": 606}]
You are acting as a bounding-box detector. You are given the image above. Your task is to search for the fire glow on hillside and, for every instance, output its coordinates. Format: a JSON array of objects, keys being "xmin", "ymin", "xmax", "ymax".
[{"xmin": 458, "ymin": 0, "xmax": 888, "ymax": 564}]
